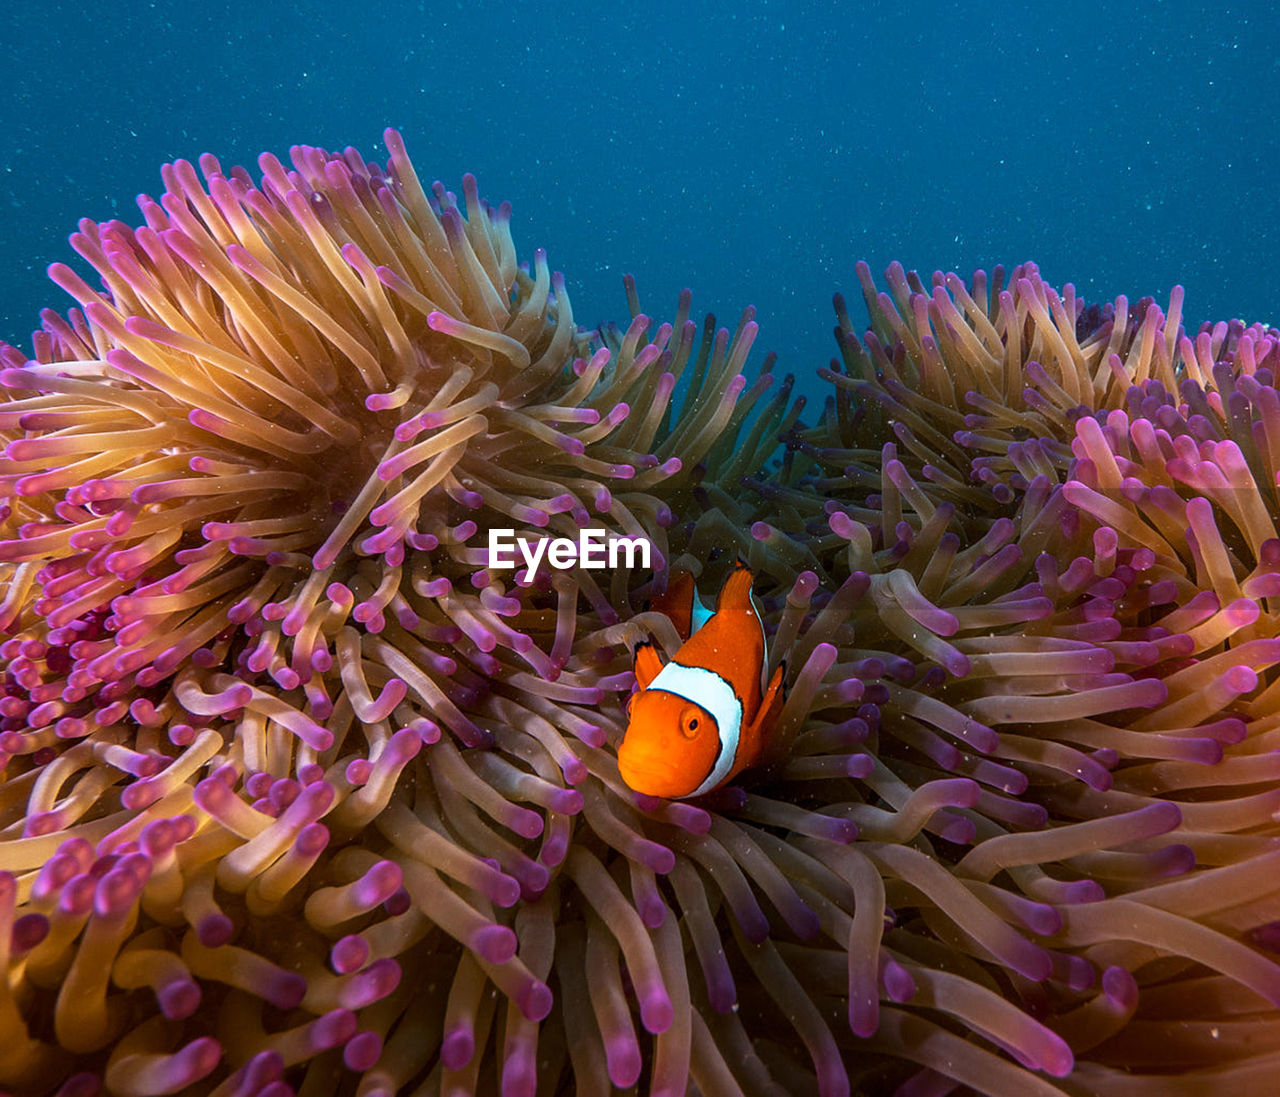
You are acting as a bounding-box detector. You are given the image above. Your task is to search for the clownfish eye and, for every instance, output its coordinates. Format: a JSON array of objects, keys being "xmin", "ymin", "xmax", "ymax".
[{"xmin": 680, "ymin": 709, "xmax": 702, "ymax": 739}]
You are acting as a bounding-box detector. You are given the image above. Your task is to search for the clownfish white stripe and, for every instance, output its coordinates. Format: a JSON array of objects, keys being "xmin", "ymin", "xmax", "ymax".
[
  {"xmin": 647, "ymin": 661, "xmax": 743, "ymax": 799},
  {"xmin": 689, "ymin": 590, "xmax": 714, "ymax": 635},
  {"xmin": 749, "ymin": 587, "xmax": 769, "ymax": 693}
]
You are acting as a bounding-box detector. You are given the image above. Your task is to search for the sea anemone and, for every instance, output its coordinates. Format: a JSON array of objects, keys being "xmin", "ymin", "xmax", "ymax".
[
  {"xmin": 798, "ymin": 266, "xmax": 1280, "ymax": 1095},
  {"xmin": 3, "ymin": 131, "xmax": 1280, "ymax": 1097}
]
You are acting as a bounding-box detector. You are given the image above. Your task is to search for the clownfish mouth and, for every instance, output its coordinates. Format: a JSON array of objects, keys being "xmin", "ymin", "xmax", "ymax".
[{"xmin": 616, "ymin": 749, "xmax": 696, "ymax": 801}]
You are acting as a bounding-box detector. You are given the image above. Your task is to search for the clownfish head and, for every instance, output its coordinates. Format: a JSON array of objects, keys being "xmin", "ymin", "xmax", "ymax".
[{"xmin": 618, "ymin": 688, "xmax": 721, "ymax": 800}]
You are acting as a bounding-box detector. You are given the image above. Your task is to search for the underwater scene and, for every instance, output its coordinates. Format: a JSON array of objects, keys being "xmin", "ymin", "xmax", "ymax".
[{"xmin": 1, "ymin": 2, "xmax": 1279, "ymax": 1096}]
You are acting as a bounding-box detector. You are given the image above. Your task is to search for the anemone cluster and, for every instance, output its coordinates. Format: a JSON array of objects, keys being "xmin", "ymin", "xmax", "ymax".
[{"xmin": 1, "ymin": 131, "xmax": 1280, "ymax": 1097}]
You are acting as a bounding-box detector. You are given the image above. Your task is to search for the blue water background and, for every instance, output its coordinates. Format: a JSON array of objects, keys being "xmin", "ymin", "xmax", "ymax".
[{"xmin": 2, "ymin": 1, "xmax": 1276, "ymax": 408}]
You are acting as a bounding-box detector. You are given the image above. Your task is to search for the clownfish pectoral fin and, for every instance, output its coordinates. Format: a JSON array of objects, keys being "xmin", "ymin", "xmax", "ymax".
[{"xmin": 632, "ymin": 639, "xmax": 665, "ymax": 690}]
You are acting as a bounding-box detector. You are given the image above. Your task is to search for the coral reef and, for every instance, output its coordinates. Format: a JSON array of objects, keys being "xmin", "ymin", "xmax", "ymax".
[{"xmin": 1, "ymin": 131, "xmax": 1280, "ymax": 1096}]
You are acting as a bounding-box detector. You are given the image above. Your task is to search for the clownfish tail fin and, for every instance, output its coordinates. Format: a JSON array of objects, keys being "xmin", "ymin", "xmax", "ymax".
[
  {"xmin": 771, "ymin": 659, "xmax": 789, "ymax": 708},
  {"xmin": 744, "ymin": 659, "xmax": 788, "ymax": 767}
]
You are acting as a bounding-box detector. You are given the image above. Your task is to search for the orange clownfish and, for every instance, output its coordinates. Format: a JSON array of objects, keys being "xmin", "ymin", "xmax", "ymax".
[{"xmin": 618, "ymin": 561, "xmax": 787, "ymax": 800}]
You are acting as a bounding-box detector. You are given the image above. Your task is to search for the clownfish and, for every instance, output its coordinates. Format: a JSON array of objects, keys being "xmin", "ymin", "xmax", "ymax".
[{"xmin": 618, "ymin": 561, "xmax": 787, "ymax": 799}]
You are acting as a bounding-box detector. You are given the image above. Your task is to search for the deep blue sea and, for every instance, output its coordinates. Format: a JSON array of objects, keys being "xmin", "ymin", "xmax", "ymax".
[{"xmin": 3, "ymin": 0, "xmax": 1276, "ymax": 407}]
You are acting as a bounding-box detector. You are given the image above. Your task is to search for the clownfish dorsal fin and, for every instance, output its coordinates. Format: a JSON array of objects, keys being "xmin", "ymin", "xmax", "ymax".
[
  {"xmin": 651, "ymin": 570, "xmax": 715, "ymax": 641},
  {"xmin": 652, "ymin": 571, "xmax": 695, "ymax": 641},
  {"xmin": 715, "ymin": 559, "xmax": 756, "ymax": 615},
  {"xmin": 633, "ymin": 639, "xmax": 664, "ymax": 690}
]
